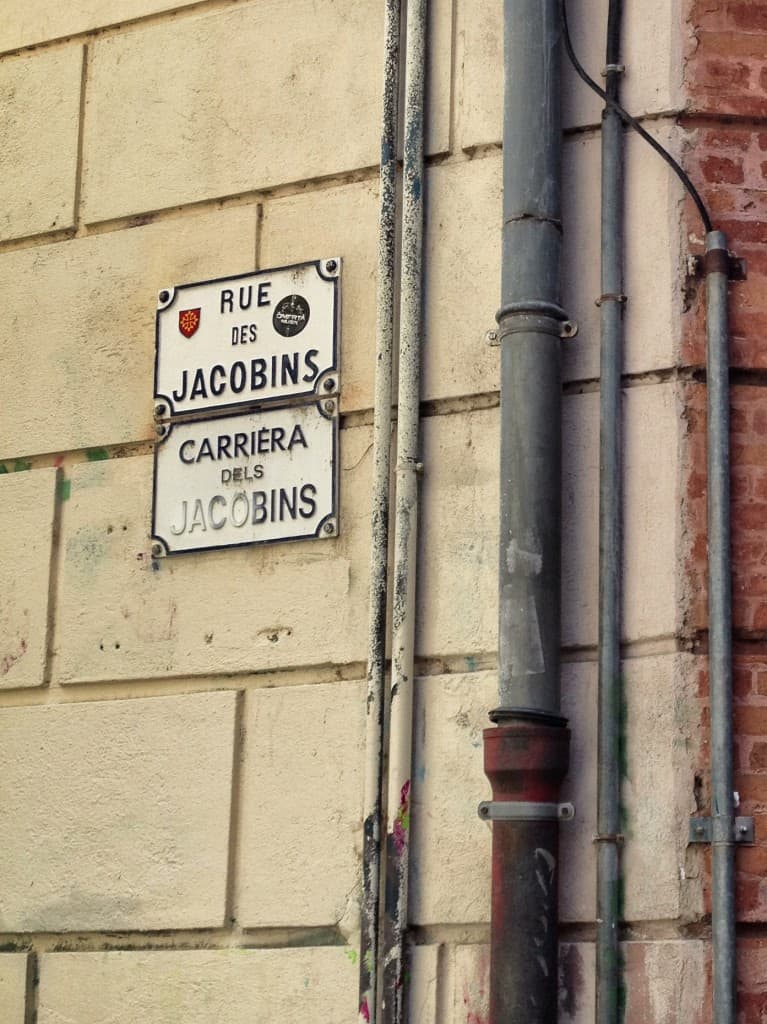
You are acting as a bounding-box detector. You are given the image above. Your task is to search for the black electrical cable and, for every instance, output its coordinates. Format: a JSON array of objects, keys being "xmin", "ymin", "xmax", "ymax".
[{"xmin": 559, "ymin": 0, "xmax": 713, "ymax": 233}]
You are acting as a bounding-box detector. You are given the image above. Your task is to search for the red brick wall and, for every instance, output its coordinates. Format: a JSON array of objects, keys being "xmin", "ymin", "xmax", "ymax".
[{"xmin": 683, "ymin": 1, "xmax": 767, "ymax": 1016}]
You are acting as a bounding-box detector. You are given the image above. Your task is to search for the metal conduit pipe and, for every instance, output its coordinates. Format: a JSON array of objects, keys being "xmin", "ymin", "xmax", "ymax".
[
  {"xmin": 705, "ymin": 228, "xmax": 736, "ymax": 1024},
  {"xmin": 358, "ymin": 3, "xmax": 402, "ymax": 1020},
  {"xmin": 596, "ymin": 1, "xmax": 625, "ymax": 1020},
  {"xmin": 483, "ymin": 0, "xmax": 571, "ymax": 1019},
  {"xmin": 380, "ymin": 1, "xmax": 427, "ymax": 1021}
]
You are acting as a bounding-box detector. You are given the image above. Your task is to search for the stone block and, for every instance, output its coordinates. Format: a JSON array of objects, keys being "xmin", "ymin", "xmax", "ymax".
[
  {"xmin": 418, "ymin": 389, "xmax": 679, "ymax": 658},
  {"xmin": 0, "ymin": 206, "xmax": 257, "ymax": 461},
  {"xmin": 410, "ymin": 655, "xmax": 701, "ymax": 928},
  {"xmin": 0, "ymin": 692, "xmax": 236, "ymax": 932},
  {"xmin": 54, "ymin": 428, "xmax": 371, "ymax": 683},
  {"xmin": 622, "ymin": 656, "xmax": 703, "ymax": 923},
  {"xmin": 237, "ymin": 682, "xmax": 364, "ymax": 929},
  {"xmin": 452, "ymin": 941, "xmax": 706, "ymax": 1022},
  {"xmin": 562, "ymin": 384, "xmax": 680, "ymax": 648},
  {"xmin": 260, "ymin": 180, "xmax": 379, "ymax": 414},
  {"xmin": 37, "ymin": 948, "xmax": 357, "ymax": 1024},
  {"xmin": 0, "ymin": 955, "xmax": 27, "ymax": 1024},
  {"xmin": 418, "ymin": 140, "xmax": 679, "ymax": 412},
  {"xmin": 410, "ymin": 666, "xmax": 595, "ymax": 926},
  {"xmin": 457, "ymin": 0, "xmax": 683, "ymax": 148},
  {"xmin": 0, "ymin": 0, "xmax": 201, "ymax": 52},
  {"xmin": 562, "ymin": 129, "xmax": 683, "ymax": 383},
  {"xmin": 0, "ymin": 47, "xmax": 82, "ymax": 240},
  {"xmin": 0, "ymin": 468, "xmax": 56, "ymax": 689},
  {"xmin": 83, "ymin": 2, "xmax": 385, "ymax": 222},
  {"xmin": 409, "ymin": 945, "xmax": 439, "ymax": 1024},
  {"xmin": 623, "ymin": 941, "xmax": 708, "ymax": 1023}
]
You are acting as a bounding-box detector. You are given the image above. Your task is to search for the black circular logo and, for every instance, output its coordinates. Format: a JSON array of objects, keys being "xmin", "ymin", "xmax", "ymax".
[{"xmin": 273, "ymin": 295, "xmax": 310, "ymax": 338}]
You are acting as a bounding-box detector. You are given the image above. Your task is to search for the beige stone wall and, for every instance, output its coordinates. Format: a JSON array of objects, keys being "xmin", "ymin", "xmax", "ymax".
[{"xmin": 0, "ymin": 0, "xmax": 702, "ymax": 1019}]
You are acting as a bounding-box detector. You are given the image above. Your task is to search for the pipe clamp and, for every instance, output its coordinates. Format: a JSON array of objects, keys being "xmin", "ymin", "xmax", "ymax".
[
  {"xmin": 688, "ymin": 816, "xmax": 754, "ymax": 844},
  {"xmin": 478, "ymin": 800, "xmax": 575, "ymax": 821}
]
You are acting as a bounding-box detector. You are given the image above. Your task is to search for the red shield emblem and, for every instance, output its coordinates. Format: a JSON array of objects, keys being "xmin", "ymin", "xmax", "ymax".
[{"xmin": 178, "ymin": 308, "xmax": 201, "ymax": 338}]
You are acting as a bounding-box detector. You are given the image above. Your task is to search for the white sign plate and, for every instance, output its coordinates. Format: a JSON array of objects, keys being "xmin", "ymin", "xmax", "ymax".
[
  {"xmin": 151, "ymin": 401, "xmax": 338, "ymax": 555},
  {"xmin": 154, "ymin": 259, "xmax": 340, "ymax": 416}
]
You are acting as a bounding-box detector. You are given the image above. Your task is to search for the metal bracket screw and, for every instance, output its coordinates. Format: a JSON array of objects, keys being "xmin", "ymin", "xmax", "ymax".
[
  {"xmin": 154, "ymin": 402, "xmax": 167, "ymax": 420},
  {"xmin": 323, "ymin": 399, "xmax": 336, "ymax": 414},
  {"xmin": 323, "ymin": 520, "xmax": 336, "ymax": 535},
  {"xmin": 324, "ymin": 259, "xmax": 339, "ymax": 275},
  {"xmin": 323, "ymin": 378, "xmax": 336, "ymax": 392},
  {"xmin": 151, "ymin": 541, "xmax": 164, "ymax": 559},
  {"xmin": 485, "ymin": 329, "xmax": 499, "ymax": 347},
  {"xmin": 158, "ymin": 290, "xmax": 170, "ymax": 304},
  {"xmin": 560, "ymin": 320, "xmax": 578, "ymax": 339}
]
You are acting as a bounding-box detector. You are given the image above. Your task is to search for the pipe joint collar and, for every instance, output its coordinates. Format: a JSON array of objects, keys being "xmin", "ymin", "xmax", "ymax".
[{"xmin": 497, "ymin": 302, "xmax": 577, "ymax": 340}]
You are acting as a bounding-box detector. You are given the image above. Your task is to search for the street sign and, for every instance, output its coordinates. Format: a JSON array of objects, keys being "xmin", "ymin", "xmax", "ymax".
[
  {"xmin": 154, "ymin": 258, "xmax": 340, "ymax": 417},
  {"xmin": 151, "ymin": 400, "xmax": 338, "ymax": 556}
]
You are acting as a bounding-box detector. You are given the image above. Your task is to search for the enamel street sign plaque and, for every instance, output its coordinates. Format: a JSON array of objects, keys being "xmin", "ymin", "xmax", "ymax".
[
  {"xmin": 154, "ymin": 259, "xmax": 340, "ymax": 417},
  {"xmin": 151, "ymin": 400, "xmax": 338, "ymax": 556}
]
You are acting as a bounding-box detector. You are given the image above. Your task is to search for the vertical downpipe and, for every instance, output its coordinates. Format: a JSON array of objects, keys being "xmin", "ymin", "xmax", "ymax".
[
  {"xmin": 359, "ymin": 3, "xmax": 402, "ymax": 1021},
  {"xmin": 381, "ymin": 2, "xmax": 426, "ymax": 1022},
  {"xmin": 706, "ymin": 229, "xmax": 736, "ymax": 1024},
  {"xmin": 484, "ymin": 0, "xmax": 571, "ymax": 1020},
  {"xmin": 596, "ymin": 2, "xmax": 625, "ymax": 1021}
]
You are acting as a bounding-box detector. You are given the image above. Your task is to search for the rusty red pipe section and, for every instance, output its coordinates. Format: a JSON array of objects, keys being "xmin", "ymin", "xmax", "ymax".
[{"xmin": 484, "ymin": 717, "xmax": 570, "ymax": 1022}]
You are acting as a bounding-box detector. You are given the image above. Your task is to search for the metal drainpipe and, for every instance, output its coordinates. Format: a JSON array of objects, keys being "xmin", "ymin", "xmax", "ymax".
[
  {"xmin": 381, "ymin": 0, "xmax": 426, "ymax": 1021},
  {"xmin": 358, "ymin": 3, "xmax": 401, "ymax": 1020},
  {"xmin": 705, "ymin": 229, "xmax": 735, "ymax": 1024},
  {"xmin": 596, "ymin": 1, "xmax": 625, "ymax": 1020},
  {"xmin": 482, "ymin": 0, "xmax": 571, "ymax": 1019}
]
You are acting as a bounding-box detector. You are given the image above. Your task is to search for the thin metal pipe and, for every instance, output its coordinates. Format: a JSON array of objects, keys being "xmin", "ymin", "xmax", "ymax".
[
  {"xmin": 596, "ymin": 3, "xmax": 624, "ymax": 1020},
  {"xmin": 380, "ymin": 1, "xmax": 426, "ymax": 1021},
  {"xmin": 706, "ymin": 228, "xmax": 735, "ymax": 1024},
  {"xmin": 358, "ymin": 3, "xmax": 402, "ymax": 1020},
  {"xmin": 485, "ymin": 0, "xmax": 571, "ymax": 1018}
]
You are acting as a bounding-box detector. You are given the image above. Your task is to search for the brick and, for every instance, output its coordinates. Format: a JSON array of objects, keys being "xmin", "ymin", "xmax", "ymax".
[
  {"xmin": 0, "ymin": 468, "xmax": 56, "ymax": 689},
  {"xmin": 82, "ymin": 1, "xmax": 450, "ymax": 222},
  {"xmin": 0, "ymin": 47, "xmax": 81, "ymax": 240},
  {"xmin": 457, "ymin": 0, "xmax": 682, "ymax": 148},
  {"xmin": 0, "ymin": 692, "xmax": 236, "ymax": 931},
  {"xmin": 37, "ymin": 948, "xmax": 357, "ymax": 1024},
  {"xmin": 237, "ymin": 682, "xmax": 364, "ymax": 929},
  {"xmin": 0, "ymin": 207, "xmax": 257, "ymax": 461},
  {"xmin": 260, "ymin": 180, "xmax": 379, "ymax": 414},
  {"xmin": 0, "ymin": 955, "xmax": 27, "ymax": 1024},
  {"xmin": 53, "ymin": 434, "xmax": 371, "ymax": 683},
  {"xmin": 0, "ymin": 0, "xmax": 202, "ymax": 52}
]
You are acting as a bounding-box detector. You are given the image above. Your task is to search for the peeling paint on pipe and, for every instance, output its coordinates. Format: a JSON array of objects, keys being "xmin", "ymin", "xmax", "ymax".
[
  {"xmin": 358, "ymin": 3, "xmax": 402, "ymax": 1023},
  {"xmin": 380, "ymin": 2, "xmax": 427, "ymax": 1022}
]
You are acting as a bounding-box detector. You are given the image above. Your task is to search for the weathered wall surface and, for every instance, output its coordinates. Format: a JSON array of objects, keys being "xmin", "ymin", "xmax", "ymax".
[
  {"xmin": 682, "ymin": 0, "xmax": 767, "ymax": 1018},
  {"xmin": 0, "ymin": 0, "xmax": 712, "ymax": 1019}
]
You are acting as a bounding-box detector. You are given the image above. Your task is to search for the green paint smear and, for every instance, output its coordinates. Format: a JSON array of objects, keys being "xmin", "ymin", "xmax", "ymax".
[
  {"xmin": 13, "ymin": 460, "xmax": 31, "ymax": 472},
  {"xmin": 86, "ymin": 448, "xmax": 109, "ymax": 462},
  {"xmin": 57, "ymin": 478, "xmax": 71, "ymax": 502},
  {"xmin": 345, "ymin": 949, "xmax": 358, "ymax": 965}
]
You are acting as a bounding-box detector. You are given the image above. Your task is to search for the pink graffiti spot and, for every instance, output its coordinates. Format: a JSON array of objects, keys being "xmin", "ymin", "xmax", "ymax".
[
  {"xmin": 360, "ymin": 997, "xmax": 371, "ymax": 1022},
  {"xmin": 393, "ymin": 780, "xmax": 411, "ymax": 854},
  {"xmin": 1, "ymin": 638, "xmax": 27, "ymax": 676}
]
